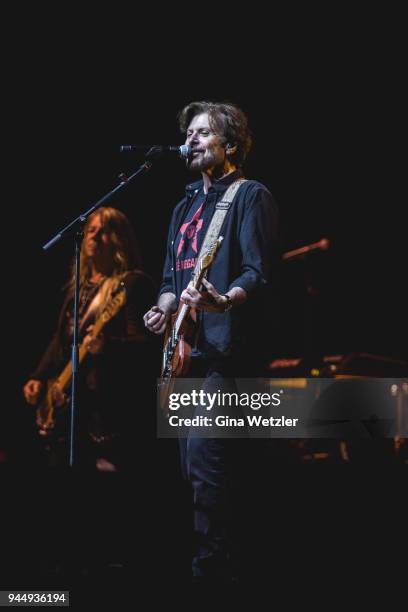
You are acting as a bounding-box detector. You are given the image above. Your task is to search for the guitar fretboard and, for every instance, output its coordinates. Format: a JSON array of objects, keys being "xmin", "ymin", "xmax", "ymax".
[{"xmin": 174, "ymin": 261, "xmax": 204, "ymax": 337}]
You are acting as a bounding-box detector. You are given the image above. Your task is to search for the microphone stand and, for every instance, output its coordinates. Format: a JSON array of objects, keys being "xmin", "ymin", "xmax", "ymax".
[{"xmin": 43, "ymin": 160, "xmax": 153, "ymax": 467}]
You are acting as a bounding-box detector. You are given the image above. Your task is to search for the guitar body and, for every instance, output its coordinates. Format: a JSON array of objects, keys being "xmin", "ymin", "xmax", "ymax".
[
  {"xmin": 33, "ymin": 285, "xmax": 127, "ymax": 437},
  {"xmin": 159, "ymin": 309, "xmax": 196, "ymax": 410},
  {"xmin": 163, "ymin": 308, "xmax": 196, "ymax": 377},
  {"xmin": 35, "ymin": 378, "xmax": 68, "ymax": 438}
]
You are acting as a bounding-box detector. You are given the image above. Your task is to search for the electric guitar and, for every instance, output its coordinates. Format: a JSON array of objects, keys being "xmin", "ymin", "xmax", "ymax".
[
  {"xmin": 159, "ymin": 237, "xmax": 223, "ymax": 410},
  {"xmin": 35, "ymin": 285, "xmax": 126, "ymax": 437}
]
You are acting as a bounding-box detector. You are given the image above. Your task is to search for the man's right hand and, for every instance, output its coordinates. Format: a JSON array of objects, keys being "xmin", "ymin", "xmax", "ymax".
[
  {"xmin": 23, "ymin": 379, "xmax": 43, "ymax": 405},
  {"xmin": 143, "ymin": 306, "xmax": 170, "ymax": 335}
]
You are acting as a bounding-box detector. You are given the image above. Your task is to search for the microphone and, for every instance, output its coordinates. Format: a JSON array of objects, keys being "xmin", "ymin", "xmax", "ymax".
[{"xmin": 120, "ymin": 144, "xmax": 191, "ymax": 160}]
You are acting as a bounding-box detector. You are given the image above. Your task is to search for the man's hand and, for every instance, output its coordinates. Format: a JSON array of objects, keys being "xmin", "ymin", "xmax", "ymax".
[
  {"xmin": 144, "ymin": 306, "xmax": 171, "ymax": 334},
  {"xmin": 144, "ymin": 292, "xmax": 176, "ymax": 335},
  {"xmin": 180, "ymin": 278, "xmax": 229, "ymax": 313},
  {"xmin": 23, "ymin": 379, "xmax": 43, "ymax": 405}
]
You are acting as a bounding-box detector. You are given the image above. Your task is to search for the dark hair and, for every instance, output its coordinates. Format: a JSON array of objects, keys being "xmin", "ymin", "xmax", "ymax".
[{"xmin": 178, "ymin": 101, "xmax": 252, "ymax": 167}]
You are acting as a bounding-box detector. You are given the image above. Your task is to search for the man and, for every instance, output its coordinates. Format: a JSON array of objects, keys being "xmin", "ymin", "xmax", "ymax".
[
  {"xmin": 144, "ymin": 101, "xmax": 279, "ymax": 582},
  {"xmin": 23, "ymin": 207, "xmax": 157, "ymax": 470}
]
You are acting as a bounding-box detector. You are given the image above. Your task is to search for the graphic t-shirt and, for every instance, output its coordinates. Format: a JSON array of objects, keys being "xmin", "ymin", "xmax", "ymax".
[{"xmin": 174, "ymin": 191, "xmax": 207, "ymax": 296}]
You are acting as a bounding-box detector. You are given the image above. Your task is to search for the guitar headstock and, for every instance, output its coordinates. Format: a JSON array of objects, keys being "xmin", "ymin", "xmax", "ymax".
[{"xmin": 201, "ymin": 236, "xmax": 224, "ymax": 272}]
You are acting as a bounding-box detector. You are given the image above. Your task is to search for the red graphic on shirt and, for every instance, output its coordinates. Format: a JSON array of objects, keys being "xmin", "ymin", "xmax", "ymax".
[
  {"xmin": 176, "ymin": 257, "xmax": 196, "ymax": 272},
  {"xmin": 176, "ymin": 203, "xmax": 204, "ymax": 257}
]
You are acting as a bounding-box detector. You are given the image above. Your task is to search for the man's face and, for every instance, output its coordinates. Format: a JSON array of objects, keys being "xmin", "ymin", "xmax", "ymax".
[{"xmin": 185, "ymin": 113, "xmax": 226, "ymax": 172}]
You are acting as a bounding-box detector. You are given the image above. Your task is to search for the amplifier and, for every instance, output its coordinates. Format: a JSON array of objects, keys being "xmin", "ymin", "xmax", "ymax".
[{"xmin": 267, "ymin": 353, "xmax": 408, "ymax": 378}]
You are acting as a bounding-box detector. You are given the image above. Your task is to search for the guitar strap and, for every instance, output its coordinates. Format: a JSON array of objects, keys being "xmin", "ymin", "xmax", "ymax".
[
  {"xmin": 78, "ymin": 280, "xmax": 108, "ymax": 334},
  {"xmin": 193, "ymin": 178, "xmax": 247, "ymax": 276}
]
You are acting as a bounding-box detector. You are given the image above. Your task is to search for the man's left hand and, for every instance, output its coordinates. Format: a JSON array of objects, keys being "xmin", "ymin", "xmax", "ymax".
[{"xmin": 180, "ymin": 278, "xmax": 229, "ymax": 313}]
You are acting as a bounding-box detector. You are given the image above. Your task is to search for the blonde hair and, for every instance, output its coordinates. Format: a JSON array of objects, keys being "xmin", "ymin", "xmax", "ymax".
[{"xmin": 67, "ymin": 207, "xmax": 142, "ymax": 314}]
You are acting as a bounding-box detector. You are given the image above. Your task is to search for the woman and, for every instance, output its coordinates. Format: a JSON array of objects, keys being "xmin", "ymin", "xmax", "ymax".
[{"xmin": 23, "ymin": 207, "xmax": 157, "ymax": 470}]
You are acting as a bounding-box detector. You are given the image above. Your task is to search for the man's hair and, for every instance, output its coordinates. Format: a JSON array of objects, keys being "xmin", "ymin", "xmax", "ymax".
[{"xmin": 178, "ymin": 101, "xmax": 252, "ymax": 167}]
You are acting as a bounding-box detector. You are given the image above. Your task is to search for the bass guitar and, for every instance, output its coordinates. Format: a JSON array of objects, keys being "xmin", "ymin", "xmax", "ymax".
[{"xmin": 36, "ymin": 285, "xmax": 126, "ymax": 437}]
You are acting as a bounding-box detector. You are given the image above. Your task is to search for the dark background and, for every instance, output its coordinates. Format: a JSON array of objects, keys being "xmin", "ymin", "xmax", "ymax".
[
  {"xmin": 10, "ymin": 54, "xmax": 406, "ymax": 389},
  {"xmin": 1, "ymin": 14, "xmax": 406, "ymax": 594},
  {"xmin": 4, "ymin": 35, "xmax": 406, "ymax": 459}
]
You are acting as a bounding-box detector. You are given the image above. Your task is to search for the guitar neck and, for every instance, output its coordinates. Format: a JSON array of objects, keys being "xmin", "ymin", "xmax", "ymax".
[
  {"xmin": 55, "ymin": 289, "xmax": 125, "ymax": 391},
  {"xmin": 174, "ymin": 264, "xmax": 206, "ymax": 335},
  {"xmin": 56, "ymin": 344, "xmax": 89, "ymax": 391}
]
